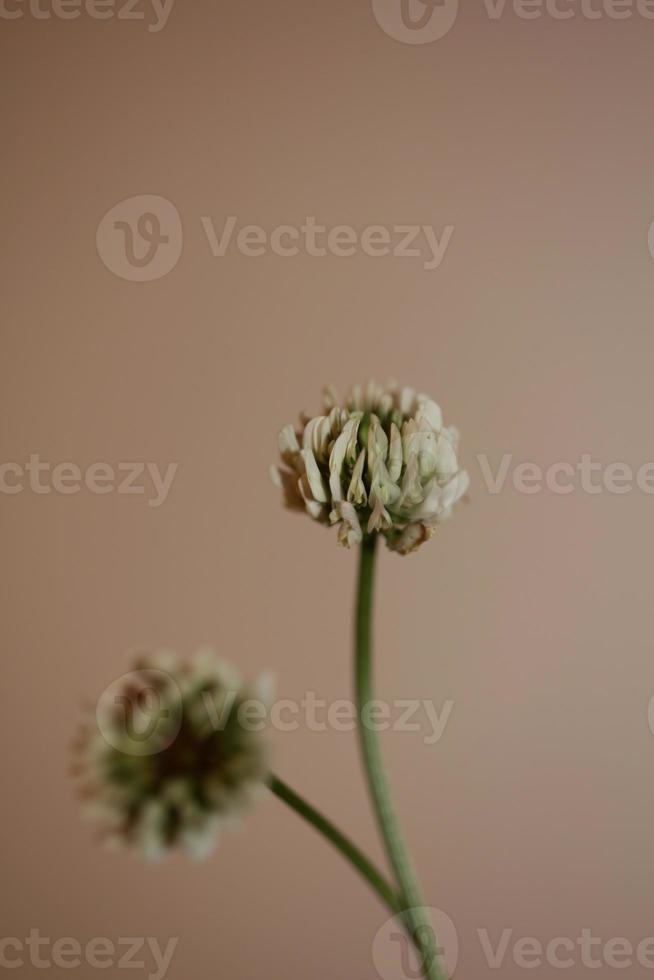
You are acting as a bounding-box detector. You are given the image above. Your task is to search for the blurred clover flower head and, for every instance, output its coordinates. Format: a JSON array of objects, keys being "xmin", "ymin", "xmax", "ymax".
[{"xmin": 73, "ymin": 649, "xmax": 271, "ymax": 861}]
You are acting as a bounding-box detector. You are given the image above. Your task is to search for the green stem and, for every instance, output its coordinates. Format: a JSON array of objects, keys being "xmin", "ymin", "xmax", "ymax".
[
  {"xmin": 269, "ymin": 774, "xmax": 401, "ymax": 915},
  {"xmin": 355, "ymin": 534, "xmax": 445, "ymax": 980}
]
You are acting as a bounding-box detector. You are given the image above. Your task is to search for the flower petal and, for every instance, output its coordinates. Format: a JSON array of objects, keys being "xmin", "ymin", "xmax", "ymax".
[
  {"xmin": 347, "ymin": 448, "xmax": 368, "ymax": 506},
  {"xmin": 277, "ymin": 425, "xmax": 300, "ymax": 465},
  {"xmin": 415, "ymin": 396, "xmax": 442, "ymax": 432},
  {"xmin": 388, "ymin": 422, "xmax": 402, "ymax": 482},
  {"xmin": 300, "ymin": 449, "xmax": 328, "ymax": 503}
]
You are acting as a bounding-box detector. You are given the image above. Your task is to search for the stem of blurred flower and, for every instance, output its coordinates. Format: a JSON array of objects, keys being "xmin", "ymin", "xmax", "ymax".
[
  {"xmin": 355, "ymin": 533, "xmax": 445, "ymax": 980},
  {"xmin": 269, "ymin": 774, "xmax": 401, "ymax": 914}
]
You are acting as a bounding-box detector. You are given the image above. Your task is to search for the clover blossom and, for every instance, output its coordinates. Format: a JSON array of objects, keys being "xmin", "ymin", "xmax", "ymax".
[
  {"xmin": 272, "ymin": 381, "xmax": 468, "ymax": 554},
  {"xmin": 73, "ymin": 649, "xmax": 270, "ymax": 861}
]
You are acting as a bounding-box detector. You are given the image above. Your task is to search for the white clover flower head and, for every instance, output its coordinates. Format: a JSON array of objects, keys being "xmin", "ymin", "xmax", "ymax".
[
  {"xmin": 271, "ymin": 381, "xmax": 469, "ymax": 555},
  {"xmin": 73, "ymin": 649, "xmax": 271, "ymax": 862}
]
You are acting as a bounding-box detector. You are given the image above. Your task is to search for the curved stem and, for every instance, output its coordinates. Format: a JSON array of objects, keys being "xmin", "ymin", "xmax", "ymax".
[
  {"xmin": 269, "ymin": 774, "xmax": 401, "ymax": 915},
  {"xmin": 355, "ymin": 534, "xmax": 445, "ymax": 980}
]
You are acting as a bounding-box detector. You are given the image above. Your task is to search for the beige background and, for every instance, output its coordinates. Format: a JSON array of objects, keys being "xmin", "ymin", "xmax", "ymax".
[{"xmin": 3, "ymin": 2, "xmax": 654, "ymax": 977}]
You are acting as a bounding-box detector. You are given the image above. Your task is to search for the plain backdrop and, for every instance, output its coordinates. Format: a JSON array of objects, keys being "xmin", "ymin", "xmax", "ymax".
[{"xmin": 2, "ymin": 2, "xmax": 654, "ymax": 977}]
